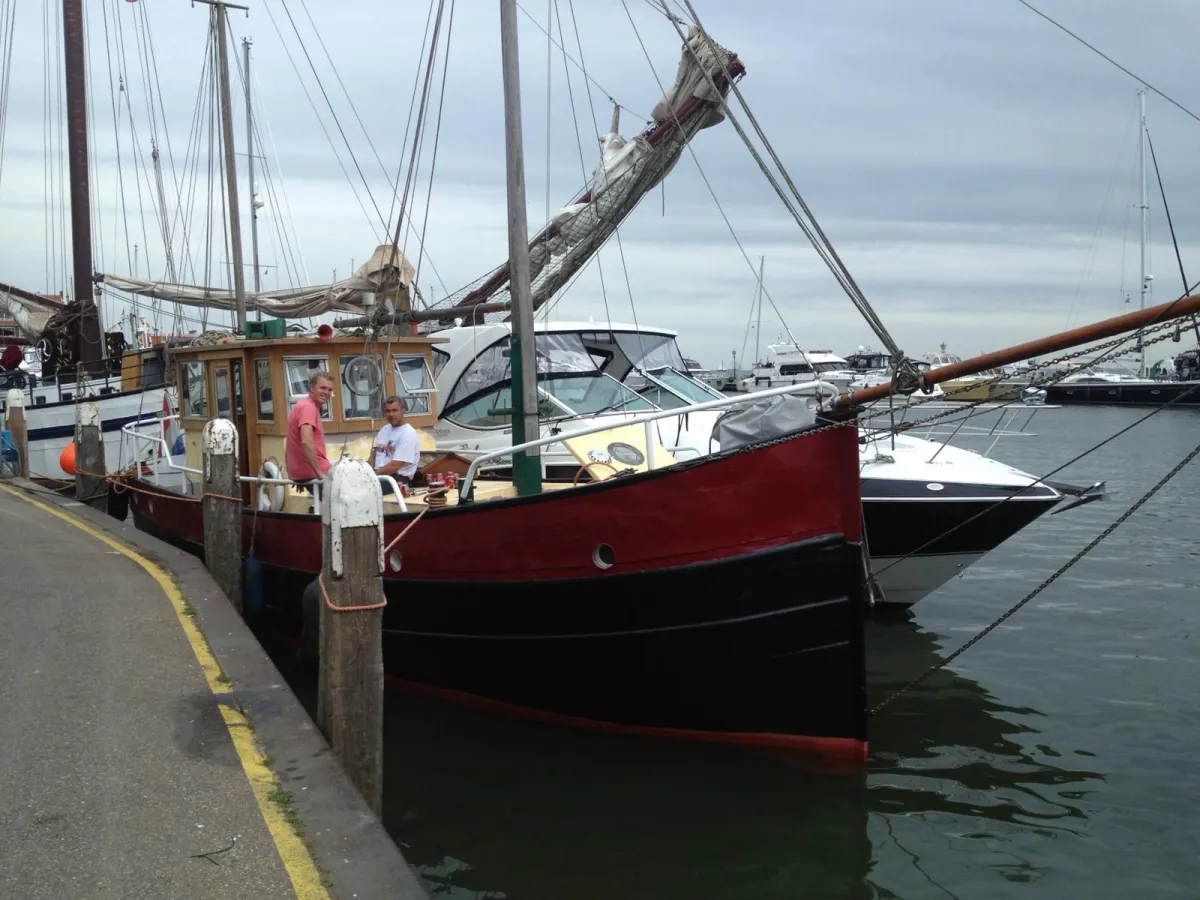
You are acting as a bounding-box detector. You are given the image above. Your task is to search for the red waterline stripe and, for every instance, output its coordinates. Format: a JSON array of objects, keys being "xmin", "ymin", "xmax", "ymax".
[{"xmin": 386, "ymin": 674, "xmax": 868, "ymax": 763}]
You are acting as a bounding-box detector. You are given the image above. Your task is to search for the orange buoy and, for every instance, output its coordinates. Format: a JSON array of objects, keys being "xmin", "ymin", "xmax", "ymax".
[{"xmin": 59, "ymin": 441, "xmax": 77, "ymax": 476}]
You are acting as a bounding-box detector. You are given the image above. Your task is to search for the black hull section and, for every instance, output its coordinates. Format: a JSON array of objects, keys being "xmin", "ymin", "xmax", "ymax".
[
  {"xmin": 1045, "ymin": 381, "xmax": 1200, "ymax": 406},
  {"xmin": 861, "ymin": 484, "xmax": 1060, "ymax": 559},
  {"xmin": 133, "ymin": 509, "xmax": 867, "ymax": 754}
]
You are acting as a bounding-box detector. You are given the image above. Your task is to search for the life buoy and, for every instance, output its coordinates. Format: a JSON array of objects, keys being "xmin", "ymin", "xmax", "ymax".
[{"xmin": 258, "ymin": 460, "xmax": 286, "ymax": 511}]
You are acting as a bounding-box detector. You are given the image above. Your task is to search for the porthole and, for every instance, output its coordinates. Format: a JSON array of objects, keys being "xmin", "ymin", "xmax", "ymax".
[
  {"xmin": 388, "ymin": 551, "xmax": 403, "ymax": 572},
  {"xmin": 592, "ymin": 544, "xmax": 615, "ymax": 570},
  {"xmin": 926, "ymin": 483, "xmax": 945, "ymax": 492},
  {"xmin": 147, "ymin": 499, "xmax": 154, "ymax": 514}
]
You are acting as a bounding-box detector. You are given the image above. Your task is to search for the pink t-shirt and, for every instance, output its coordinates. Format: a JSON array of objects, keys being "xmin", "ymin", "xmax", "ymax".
[{"xmin": 286, "ymin": 396, "xmax": 330, "ymax": 481}]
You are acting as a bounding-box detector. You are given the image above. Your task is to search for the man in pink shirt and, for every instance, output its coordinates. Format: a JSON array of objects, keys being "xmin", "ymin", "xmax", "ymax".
[{"xmin": 286, "ymin": 371, "xmax": 333, "ymax": 491}]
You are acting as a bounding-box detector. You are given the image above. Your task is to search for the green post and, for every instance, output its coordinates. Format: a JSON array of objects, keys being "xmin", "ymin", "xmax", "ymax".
[{"xmin": 508, "ymin": 332, "xmax": 542, "ymax": 497}]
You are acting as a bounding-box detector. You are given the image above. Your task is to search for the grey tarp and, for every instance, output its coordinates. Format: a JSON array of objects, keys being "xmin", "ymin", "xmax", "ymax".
[{"xmin": 712, "ymin": 394, "xmax": 818, "ymax": 451}]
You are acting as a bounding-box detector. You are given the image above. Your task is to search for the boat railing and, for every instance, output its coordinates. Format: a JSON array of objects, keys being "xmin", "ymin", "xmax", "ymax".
[
  {"xmin": 119, "ymin": 414, "xmax": 202, "ymax": 484},
  {"xmin": 460, "ymin": 380, "xmax": 844, "ymax": 499},
  {"xmin": 120, "ymin": 416, "xmax": 408, "ymax": 513}
]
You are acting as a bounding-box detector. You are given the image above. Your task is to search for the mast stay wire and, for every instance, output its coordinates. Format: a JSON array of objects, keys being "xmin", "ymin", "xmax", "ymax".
[
  {"xmin": 226, "ymin": 18, "xmax": 307, "ymax": 289},
  {"xmin": 260, "ymin": 0, "xmax": 383, "ymax": 243},
  {"xmin": 409, "ymin": 0, "xmax": 457, "ymax": 308},
  {"xmin": 1144, "ymin": 127, "xmax": 1200, "ymax": 347},
  {"xmin": 293, "ymin": 0, "xmax": 450, "ymax": 300},
  {"xmin": 672, "ymin": 0, "xmax": 909, "ymax": 376},
  {"xmin": 621, "ymin": 1, "xmax": 805, "ymax": 363},
  {"xmin": 566, "ymin": 0, "xmax": 646, "ymax": 362},
  {"xmin": 387, "ymin": 0, "xmax": 447, "ymax": 291},
  {"xmin": 542, "ymin": 0, "xmax": 616, "ymax": 334}
]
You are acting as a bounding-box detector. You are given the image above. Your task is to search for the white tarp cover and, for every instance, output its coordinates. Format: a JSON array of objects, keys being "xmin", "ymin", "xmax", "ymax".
[
  {"xmin": 0, "ymin": 290, "xmax": 54, "ymax": 338},
  {"xmin": 100, "ymin": 244, "xmax": 415, "ymax": 319}
]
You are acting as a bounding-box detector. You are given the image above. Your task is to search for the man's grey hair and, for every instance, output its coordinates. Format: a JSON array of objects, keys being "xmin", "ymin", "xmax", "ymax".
[{"xmin": 383, "ymin": 396, "xmax": 407, "ymax": 408}]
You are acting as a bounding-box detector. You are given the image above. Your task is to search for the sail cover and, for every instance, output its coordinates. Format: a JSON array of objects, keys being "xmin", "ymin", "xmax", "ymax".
[
  {"xmin": 0, "ymin": 285, "xmax": 56, "ymax": 338},
  {"xmin": 424, "ymin": 25, "xmax": 744, "ymax": 325},
  {"xmin": 95, "ymin": 26, "xmax": 742, "ymax": 326},
  {"xmin": 99, "ymin": 245, "xmax": 415, "ymax": 319}
]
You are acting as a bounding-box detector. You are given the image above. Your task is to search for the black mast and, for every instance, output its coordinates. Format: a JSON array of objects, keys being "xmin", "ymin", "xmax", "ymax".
[{"xmin": 62, "ymin": 0, "xmax": 103, "ymax": 369}]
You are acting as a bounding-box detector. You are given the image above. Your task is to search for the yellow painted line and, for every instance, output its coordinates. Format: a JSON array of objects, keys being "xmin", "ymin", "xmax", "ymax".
[{"xmin": 0, "ymin": 484, "xmax": 330, "ymax": 900}]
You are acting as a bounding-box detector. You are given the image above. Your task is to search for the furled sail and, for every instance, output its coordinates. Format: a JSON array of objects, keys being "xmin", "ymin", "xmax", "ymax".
[
  {"xmin": 96, "ymin": 26, "xmax": 742, "ymax": 329},
  {"xmin": 0, "ymin": 282, "xmax": 60, "ymax": 338},
  {"xmin": 98, "ymin": 245, "xmax": 415, "ymax": 319},
  {"xmin": 424, "ymin": 25, "xmax": 744, "ymax": 325}
]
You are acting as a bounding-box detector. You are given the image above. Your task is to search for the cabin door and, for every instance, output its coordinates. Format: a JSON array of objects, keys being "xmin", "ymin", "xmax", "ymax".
[{"xmin": 212, "ymin": 359, "xmax": 252, "ymax": 504}]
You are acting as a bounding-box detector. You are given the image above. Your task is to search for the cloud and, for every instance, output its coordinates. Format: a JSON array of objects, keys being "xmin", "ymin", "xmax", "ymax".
[{"xmin": 2, "ymin": 0, "xmax": 1199, "ymax": 372}]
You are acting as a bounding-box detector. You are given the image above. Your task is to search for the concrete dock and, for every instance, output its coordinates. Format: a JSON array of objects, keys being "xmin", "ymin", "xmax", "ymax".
[{"xmin": 0, "ymin": 481, "xmax": 426, "ymax": 899}]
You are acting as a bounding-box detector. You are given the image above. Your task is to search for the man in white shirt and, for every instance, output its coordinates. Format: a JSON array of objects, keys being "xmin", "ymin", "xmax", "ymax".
[{"xmin": 372, "ymin": 396, "xmax": 421, "ymax": 491}]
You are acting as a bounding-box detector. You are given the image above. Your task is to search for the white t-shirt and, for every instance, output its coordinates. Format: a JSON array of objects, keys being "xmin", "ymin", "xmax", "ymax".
[{"xmin": 372, "ymin": 422, "xmax": 420, "ymax": 480}]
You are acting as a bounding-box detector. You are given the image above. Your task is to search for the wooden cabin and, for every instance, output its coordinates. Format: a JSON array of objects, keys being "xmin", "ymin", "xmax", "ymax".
[{"xmin": 169, "ymin": 334, "xmax": 452, "ymax": 508}]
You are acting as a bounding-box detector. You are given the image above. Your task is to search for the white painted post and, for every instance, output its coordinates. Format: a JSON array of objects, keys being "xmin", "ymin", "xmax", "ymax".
[
  {"xmin": 318, "ymin": 457, "xmax": 385, "ymax": 815},
  {"xmin": 202, "ymin": 418, "xmax": 243, "ymax": 613},
  {"xmin": 75, "ymin": 401, "xmax": 105, "ymax": 508},
  {"xmin": 4, "ymin": 389, "xmax": 27, "ymax": 479},
  {"xmin": 643, "ymin": 420, "xmax": 657, "ymax": 471}
]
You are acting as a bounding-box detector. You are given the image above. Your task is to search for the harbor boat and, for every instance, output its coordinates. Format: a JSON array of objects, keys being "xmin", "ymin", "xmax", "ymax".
[
  {"xmin": 0, "ymin": 293, "xmax": 171, "ymax": 479},
  {"xmin": 743, "ymin": 343, "xmax": 856, "ymax": 393},
  {"xmin": 125, "ymin": 333, "xmax": 871, "ymax": 758},
  {"xmin": 1042, "ymin": 91, "xmax": 1200, "ymax": 407},
  {"xmin": 115, "ymin": 16, "xmax": 872, "ymax": 758}
]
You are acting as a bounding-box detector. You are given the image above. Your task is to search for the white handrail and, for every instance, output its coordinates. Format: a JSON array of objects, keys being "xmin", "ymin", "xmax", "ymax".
[{"xmin": 460, "ymin": 379, "xmax": 843, "ymax": 497}]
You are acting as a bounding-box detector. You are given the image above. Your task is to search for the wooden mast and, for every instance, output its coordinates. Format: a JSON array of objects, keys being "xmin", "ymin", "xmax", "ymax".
[
  {"xmin": 839, "ymin": 293, "xmax": 1200, "ymax": 408},
  {"xmin": 62, "ymin": 0, "xmax": 103, "ymax": 369},
  {"xmin": 499, "ymin": 0, "xmax": 542, "ymax": 496}
]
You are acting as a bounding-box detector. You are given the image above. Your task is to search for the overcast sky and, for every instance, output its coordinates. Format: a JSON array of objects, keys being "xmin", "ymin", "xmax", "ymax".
[{"xmin": 3, "ymin": 0, "xmax": 1200, "ymax": 368}]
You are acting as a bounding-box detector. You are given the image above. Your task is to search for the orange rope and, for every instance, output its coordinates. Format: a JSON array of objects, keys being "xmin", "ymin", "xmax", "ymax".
[
  {"xmin": 381, "ymin": 484, "xmax": 449, "ymax": 553},
  {"xmin": 317, "ymin": 571, "xmax": 387, "ymax": 613}
]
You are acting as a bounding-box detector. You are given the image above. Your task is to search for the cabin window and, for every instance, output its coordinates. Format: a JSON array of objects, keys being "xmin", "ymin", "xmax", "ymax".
[
  {"xmin": 779, "ymin": 363, "xmax": 813, "ymax": 376},
  {"xmin": 431, "ymin": 347, "xmax": 450, "ymax": 379},
  {"xmin": 446, "ymin": 385, "xmax": 512, "ymax": 428},
  {"xmin": 180, "ymin": 362, "xmax": 207, "ymax": 417},
  {"xmin": 255, "ymin": 358, "xmax": 273, "ymax": 421},
  {"xmin": 613, "ymin": 332, "xmax": 685, "ymax": 371},
  {"xmin": 214, "ymin": 365, "xmax": 232, "ymax": 419},
  {"xmin": 284, "ymin": 356, "xmax": 332, "ymax": 420},
  {"xmin": 340, "ymin": 354, "xmax": 384, "ymax": 420},
  {"xmin": 445, "ymin": 334, "xmax": 597, "ymax": 409},
  {"xmin": 392, "ymin": 355, "xmax": 435, "ymax": 416}
]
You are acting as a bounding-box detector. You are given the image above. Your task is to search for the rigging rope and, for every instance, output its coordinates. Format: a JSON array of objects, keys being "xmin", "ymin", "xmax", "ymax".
[
  {"xmin": 1011, "ymin": 0, "xmax": 1200, "ymax": 126},
  {"xmin": 620, "ymin": 0, "xmax": 805, "ymax": 358},
  {"xmin": 673, "ymin": 1, "xmax": 911, "ymax": 382}
]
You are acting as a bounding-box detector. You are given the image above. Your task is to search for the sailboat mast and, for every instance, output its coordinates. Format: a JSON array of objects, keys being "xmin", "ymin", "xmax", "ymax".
[
  {"xmin": 243, "ymin": 38, "xmax": 262, "ymax": 301},
  {"xmin": 754, "ymin": 255, "xmax": 763, "ymax": 362},
  {"xmin": 200, "ymin": 0, "xmax": 249, "ymax": 333},
  {"xmin": 499, "ymin": 0, "xmax": 541, "ymax": 496},
  {"xmin": 62, "ymin": 0, "xmax": 103, "ymax": 368},
  {"xmin": 1137, "ymin": 88, "xmax": 1149, "ymax": 376}
]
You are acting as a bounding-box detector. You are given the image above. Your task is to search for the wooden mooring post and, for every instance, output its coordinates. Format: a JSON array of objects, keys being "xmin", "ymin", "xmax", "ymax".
[
  {"xmin": 4, "ymin": 389, "xmax": 28, "ymax": 479},
  {"xmin": 75, "ymin": 401, "xmax": 105, "ymax": 509},
  {"xmin": 202, "ymin": 418, "xmax": 243, "ymax": 613},
  {"xmin": 318, "ymin": 457, "xmax": 385, "ymax": 816}
]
